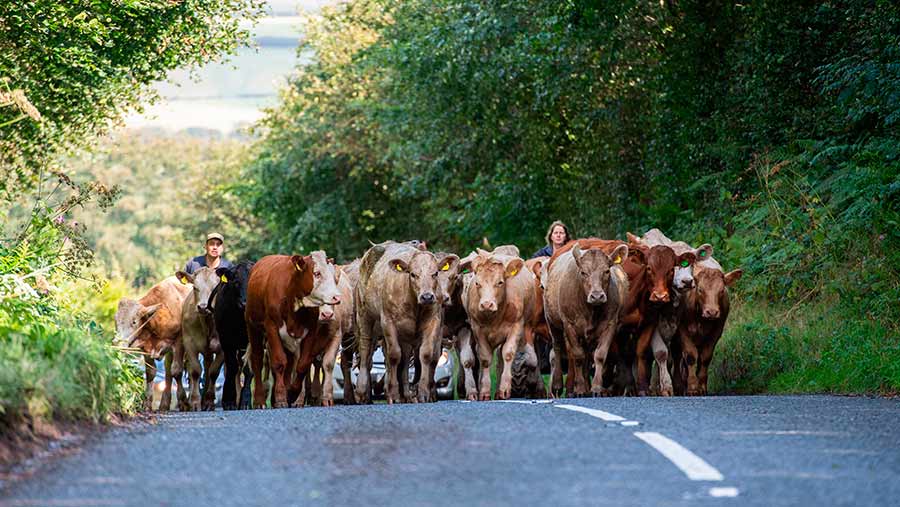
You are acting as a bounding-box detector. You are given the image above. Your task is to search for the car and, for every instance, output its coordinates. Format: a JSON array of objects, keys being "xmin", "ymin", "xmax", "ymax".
[{"xmin": 332, "ymin": 346, "xmax": 456, "ymax": 402}]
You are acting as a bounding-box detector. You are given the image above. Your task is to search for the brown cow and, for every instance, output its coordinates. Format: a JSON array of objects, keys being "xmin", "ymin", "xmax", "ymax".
[
  {"xmin": 459, "ymin": 248, "xmax": 537, "ymax": 400},
  {"xmin": 115, "ymin": 277, "xmax": 190, "ymax": 411},
  {"xmin": 354, "ymin": 241, "xmax": 448, "ymax": 404},
  {"xmin": 676, "ymin": 257, "xmax": 742, "ymax": 395},
  {"xmin": 543, "ymin": 242, "xmax": 630, "ymax": 397},
  {"xmin": 245, "ymin": 251, "xmax": 342, "ymax": 409}
]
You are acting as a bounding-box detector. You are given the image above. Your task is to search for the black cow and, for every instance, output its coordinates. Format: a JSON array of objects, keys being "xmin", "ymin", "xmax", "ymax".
[{"xmin": 213, "ymin": 261, "xmax": 255, "ymax": 410}]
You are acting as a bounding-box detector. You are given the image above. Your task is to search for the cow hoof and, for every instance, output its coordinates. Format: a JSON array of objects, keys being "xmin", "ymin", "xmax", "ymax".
[
  {"xmin": 637, "ymin": 390, "xmax": 649, "ymax": 397},
  {"xmin": 291, "ymin": 400, "xmax": 305, "ymax": 408},
  {"xmin": 321, "ymin": 398, "xmax": 334, "ymax": 407},
  {"xmin": 466, "ymin": 393, "xmax": 478, "ymax": 401},
  {"xmin": 659, "ymin": 387, "xmax": 673, "ymax": 397},
  {"xmin": 479, "ymin": 393, "xmax": 491, "ymax": 401},
  {"xmin": 222, "ymin": 402, "xmax": 237, "ymax": 411},
  {"xmin": 496, "ymin": 389, "xmax": 511, "ymax": 400},
  {"xmin": 273, "ymin": 401, "xmax": 288, "ymax": 409}
]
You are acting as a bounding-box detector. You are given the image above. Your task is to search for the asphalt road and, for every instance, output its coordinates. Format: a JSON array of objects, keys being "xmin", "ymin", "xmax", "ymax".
[{"xmin": 2, "ymin": 395, "xmax": 899, "ymax": 507}]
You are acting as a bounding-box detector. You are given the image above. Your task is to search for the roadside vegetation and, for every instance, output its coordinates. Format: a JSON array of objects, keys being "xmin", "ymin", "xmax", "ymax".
[
  {"xmin": 0, "ymin": 0, "xmax": 264, "ymax": 451},
  {"xmin": 228, "ymin": 0, "xmax": 899, "ymax": 394}
]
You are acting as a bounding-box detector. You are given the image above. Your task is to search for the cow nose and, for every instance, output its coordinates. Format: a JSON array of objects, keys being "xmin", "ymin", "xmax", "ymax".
[
  {"xmin": 650, "ymin": 291, "xmax": 670, "ymax": 303},
  {"xmin": 331, "ymin": 295, "xmax": 341, "ymax": 305},
  {"xmin": 419, "ymin": 293, "xmax": 436, "ymax": 305},
  {"xmin": 682, "ymin": 279, "xmax": 695, "ymax": 289},
  {"xmin": 480, "ymin": 301, "xmax": 497, "ymax": 312},
  {"xmin": 702, "ymin": 308, "xmax": 720, "ymax": 319},
  {"xmin": 587, "ymin": 291, "xmax": 606, "ymax": 305},
  {"xmin": 320, "ymin": 309, "xmax": 334, "ymax": 321},
  {"xmin": 197, "ymin": 304, "xmax": 207, "ymax": 312}
]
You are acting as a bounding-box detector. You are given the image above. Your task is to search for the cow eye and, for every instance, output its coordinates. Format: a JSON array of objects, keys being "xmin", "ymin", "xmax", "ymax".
[
  {"xmin": 432, "ymin": 272, "xmax": 438, "ymax": 278},
  {"xmin": 497, "ymin": 280, "xmax": 504, "ymax": 286},
  {"xmin": 410, "ymin": 273, "xmax": 418, "ymax": 279},
  {"xmin": 580, "ymin": 271, "xmax": 587, "ymax": 277}
]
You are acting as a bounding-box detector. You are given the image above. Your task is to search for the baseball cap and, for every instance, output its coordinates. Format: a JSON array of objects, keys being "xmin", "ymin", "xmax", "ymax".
[{"xmin": 206, "ymin": 232, "xmax": 224, "ymax": 243}]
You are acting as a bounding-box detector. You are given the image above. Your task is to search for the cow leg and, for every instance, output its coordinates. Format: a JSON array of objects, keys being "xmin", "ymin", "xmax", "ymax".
[
  {"xmin": 381, "ymin": 321, "xmax": 402, "ymax": 404},
  {"xmin": 458, "ymin": 327, "xmax": 478, "ymax": 401},
  {"xmin": 563, "ymin": 324, "xmax": 588, "ymax": 397},
  {"xmin": 320, "ymin": 330, "xmax": 342, "ymax": 407},
  {"xmin": 679, "ymin": 329, "xmax": 701, "ymax": 396},
  {"xmin": 185, "ymin": 349, "xmax": 202, "ymax": 411},
  {"xmin": 160, "ymin": 351, "xmax": 174, "ymax": 412},
  {"xmin": 634, "ymin": 325, "xmax": 655, "ymax": 396},
  {"xmin": 590, "ymin": 323, "xmax": 617, "ymax": 397},
  {"xmin": 496, "ymin": 325, "xmax": 523, "ymax": 400},
  {"xmin": 239, "ymin": 351, "xmax": 253, "ymax": 410},
  {"xmin": 399, "ymin": 342, "xmax": 415, "ymax": 403},
  {"xmin": 548, "ymin": 325, "xmax": 565, "ymax": 398},
  {"xmin": 142, "ymin": 354, "xmax": 156, "ymax": 411},
  {"xmin": 668, "ymin": 332, "xmax": 685, "ymax": 396},
  {"xmin": 354, "ymin": 309, "xmax": 375, "ymax": 405},
  {"xmin": 340, "ymin": 339, "xmax": 357, "ymax": 405},
  {"xmin": 222, "ymin": 345, "xmax": 239, "ymax": 411},
  {"xmin": 416, "ymin": 313, "xmax": 441, "ymax": 403},
  {"xmin": 170, "ymin": 340, "xmax": 190, "ymax": 411},
  {"xmin": 263, "ymin": 322, "xmax": 290, "ymax": 408},
  {"xmin": 651, "ymin": 328, "xmax": 674, "ymax": 397},
  {"xmin": 698, "ymin": 341, "xmax": 717, "ymax": 396},
  {"xmin": 247, "ymin": 323, "xmax": 268, "ymax": 409},
  {"xmin": 202, "ymin": 349, "xmax": 225, "ymax": 411},
  {"xmin": 473, "ymin": 331, "xmax": 494, "ymax": 401}
]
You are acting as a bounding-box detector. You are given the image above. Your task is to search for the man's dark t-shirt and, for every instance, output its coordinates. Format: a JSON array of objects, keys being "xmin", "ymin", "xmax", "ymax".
[{"xmin": 184, "ymin": 255, "xmax": 233, "ymax": 275}]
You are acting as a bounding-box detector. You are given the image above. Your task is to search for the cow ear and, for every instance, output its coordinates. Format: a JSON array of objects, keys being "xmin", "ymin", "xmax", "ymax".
[
  {"xmin": 626, "ymin": 232, "xmax": 641, "ymax": 244},
  {"xmin": 334, "ymin": 266, "xmax": 343, "ymax": 284},
  {"xmin": 215, "ymin": 267, "xmax": 233, "ymax": 283},
  {"xmin": 389, "ymin": 259, "xmax": 409, "ymax": 273},
  {"xmin": 571, "ymin": 243, "xmax": 583, "ymax": 266},
  {"xmin": 530, "ymin": 260, "xmax": 543, "ymax": 277},
  {"xmin": 724, "ymin": 269, "xmax": 743, "ymax": 286},
  {"xmin": 695, "ymin": 244, "xmax": 713, "ymax": 260},
  {"xmin": 141, "ymin": 303, "xmax": 162, "ymax": 320},
  {"xmin": 327, "ymin": 257, "xmax": 335, "ymax": 265},
  {"xmin": 175, "ymin": 271, "xmax": 193, "ymax": 285},
  {"xmin": 629, "ymin": 246, "xmax": 647, "ymax": 265},
  {"xmin": 291, "ymin": 255, "xmax": 306, "ymax": 273},
  {"xmin": 504, "ymin": 258, "xmax": 524, "ymax": 279},
  {"xmin": 458, "ymin": 252, "xmax": 476, "ymax": 274},
  {"xmin": 677, "ymin": 252, "xmax": 696, "ymax": 268},
  {"xmin": 610, "ymin": 244, "xmax": 629, "ymax": 265},
  {"xmin": 437, "ymin": 254, "xmax": 459, "ymax": 273}
]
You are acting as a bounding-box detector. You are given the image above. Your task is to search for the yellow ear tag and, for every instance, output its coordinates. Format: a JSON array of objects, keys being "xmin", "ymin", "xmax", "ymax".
[
  {"xmin": 509, "ymin": 269, "xmax": 518, "ymax": 277},
  {"xmin": 441, "ymin": 263, "xmax": 450, "ymax": 271},
  {"xmin": 220, "ymin": 275, "xmax": 228, "ymax": 283},
  {"xmin": 180, "ymin": 276, "xmax": 188, "ymax": 284},
  {"xmin": 295, "ymin": 263, "xmax": 301, "ymax": 272},
  {"xmin": 614, "ymin": 256, "xmax": 622, "ymax": 264},
  {"xmin": 395, "ymin": 264, "xmax": 403, "ymax": 272}
]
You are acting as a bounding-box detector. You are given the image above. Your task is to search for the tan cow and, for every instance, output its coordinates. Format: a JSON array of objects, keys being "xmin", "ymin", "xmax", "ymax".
[
  {"xmin": 459, "ymin": 247, "xmax": 537, "ymax": 400},
  {"xmin": 173, "ymin": 267, "xmax": 225, "ymax": 411},
  {"xmin": 354, "ymin": 241, "xmax": 449, "ymax": 404},
  {"xmin": 676, "ymin": 256, "xmax": 742, "ymax": 395},
  {"xmin": 115, "ymin": 277, "xmax": 190, "ymax": 411},
  {"xmin": 303, "ymin": 264, "xmax": 354, "ymax": 407},
  {"xmin": 543, "ymin": 243, "xmax": 629, "ymax": 397}
]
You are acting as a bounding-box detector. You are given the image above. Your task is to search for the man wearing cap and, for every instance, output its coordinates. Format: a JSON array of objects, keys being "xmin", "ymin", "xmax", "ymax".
[{"xmin": 184, "ymin": 232, "xmax": 234, "ymax": 275}]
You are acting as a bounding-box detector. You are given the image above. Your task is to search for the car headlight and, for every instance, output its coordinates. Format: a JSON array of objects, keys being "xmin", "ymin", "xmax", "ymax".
[{"xmin": 437, "ymin": 350, "xmax": 449, "ymax": 367}]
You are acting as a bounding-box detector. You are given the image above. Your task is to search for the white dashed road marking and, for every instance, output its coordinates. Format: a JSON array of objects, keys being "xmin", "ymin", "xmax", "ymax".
[
  {"xmin": 555, "ymin": 404, "xmax": 626, "ymax": 422},
  {"xmin": 634, "ymin": 432, "xmax": 724, "ymax": 481},
  {"xmin": 709, "ymin": 487, "xmax": 740, "ymax": 497}
]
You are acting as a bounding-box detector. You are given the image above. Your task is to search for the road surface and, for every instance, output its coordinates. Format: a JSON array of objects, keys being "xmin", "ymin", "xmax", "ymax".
[{"xmin": 2, "ymin": 395, "xmax": 899, "ymax": 506}]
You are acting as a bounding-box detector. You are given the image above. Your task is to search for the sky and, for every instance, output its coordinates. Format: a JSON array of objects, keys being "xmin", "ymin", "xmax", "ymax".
[{"xmin": 123, "ymin": 1, "xmax": 334, "ymax": 134}]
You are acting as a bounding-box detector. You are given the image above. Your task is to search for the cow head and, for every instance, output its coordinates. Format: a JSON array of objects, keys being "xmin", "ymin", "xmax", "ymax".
[
  {"xmin": 672, "ymin": 251, "xmax": 697, "ymax": 291},
  {"xmin": 176, "ymin": 267, "xmax": 220, "ymax": 315},
  {"xmin": 215, "ymin": 261, "xmax": 254, "ymax": 312},
  {"xmin": 629, "ymin": 244, "xmax": 679, "ymax": 304},
  {"xmin": 693, "ymin": 265, "xmax": 742, "ymax": 320},
  {"xmin": 571, "ymin": 243, "xmax": 627, "ymax": 306},
  {"xmin": 434, "ymin": 252, "xmax": 461, "ymax": 307},
  {"xmin": 293, "ymin": 251, "xmax": 341, "ymax": 310},
  {"xmin": 115, "ymin": 298, "xmax": 163, "ymax": 354},
  {"xmin": 467, "ymin": 249, "xmax": 524, "ymax": 314},
  {"xmin": 390, "ymin": 251, "xmax": 440, "ymax": 306}
]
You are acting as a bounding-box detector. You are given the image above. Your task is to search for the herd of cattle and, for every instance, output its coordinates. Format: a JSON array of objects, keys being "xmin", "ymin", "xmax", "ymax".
[{"xmin": 114, "ymin": 229, "xmax": 742, "ymax": 411}]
